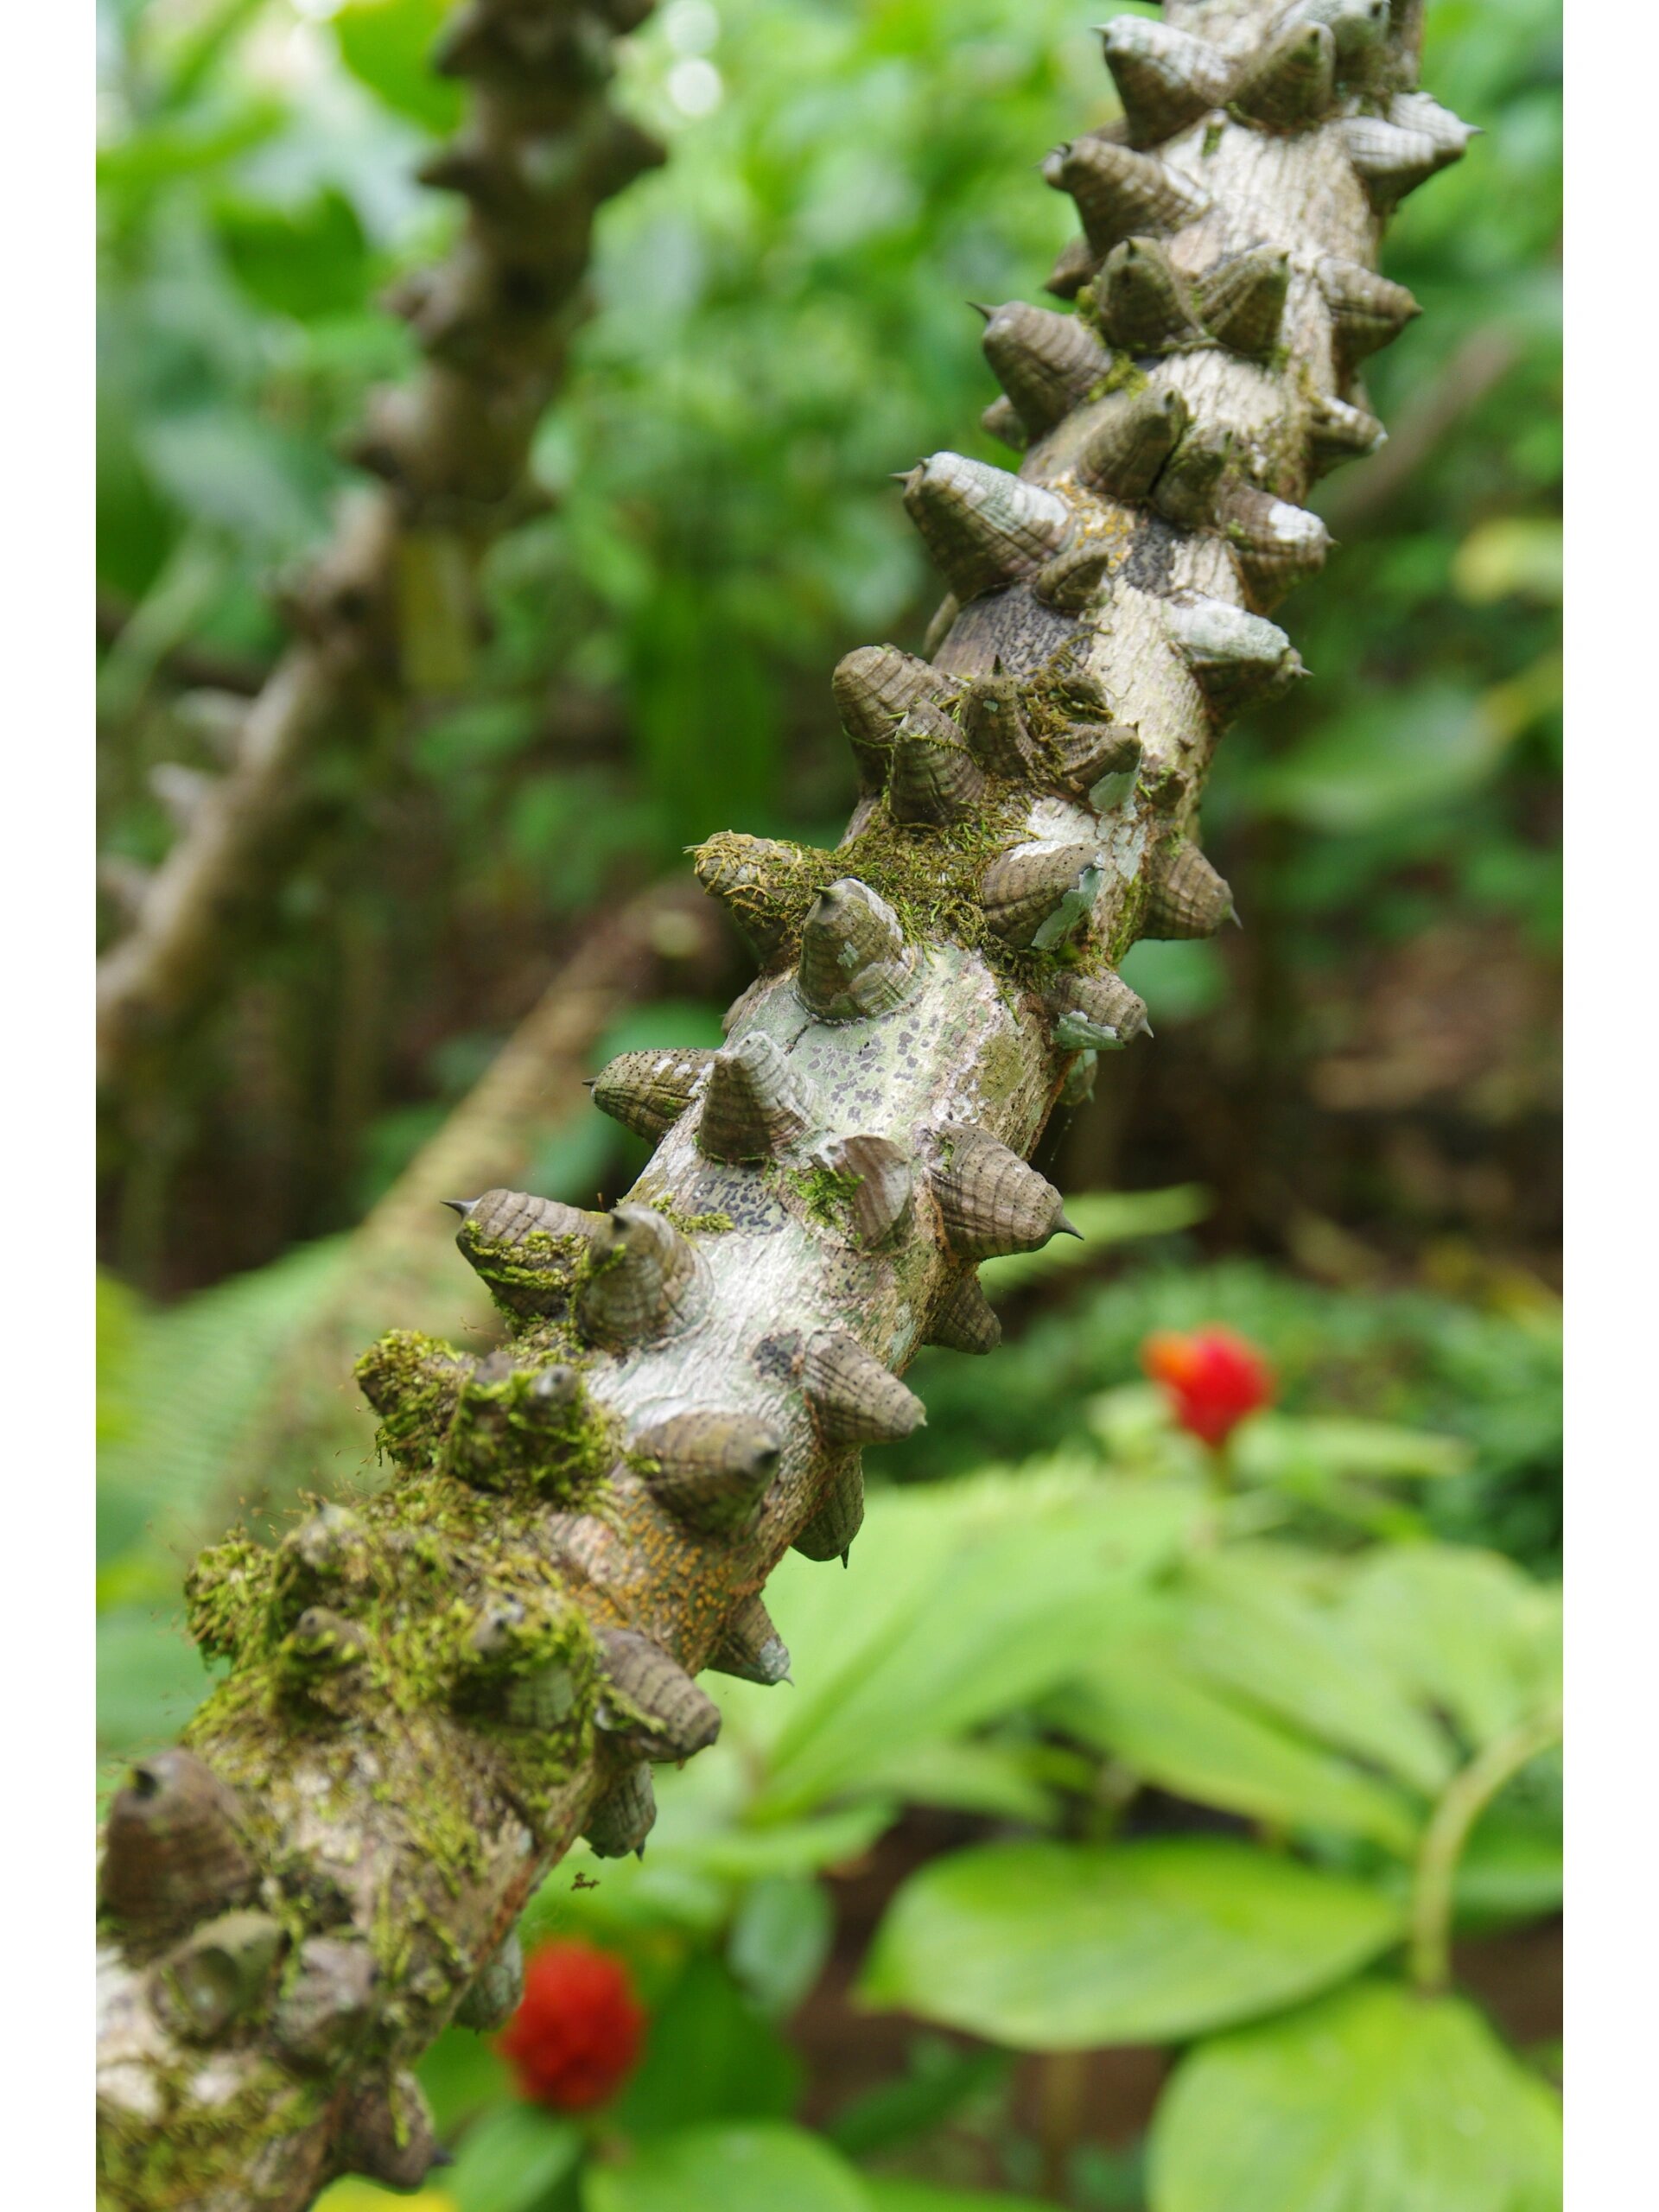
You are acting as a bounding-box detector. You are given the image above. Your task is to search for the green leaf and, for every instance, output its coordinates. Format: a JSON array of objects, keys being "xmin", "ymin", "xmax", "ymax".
[
  {"xmin": 584, "ymin": 2124, "xmax": 869, "ymax": 2212},
  {"xmin": 610, "ymin": 1955, "xmax": 801, "ymax": 2139},
  {"xmin": 1148, "ymin": 1980, "xmax": 1562, "ymax": 2212},
  {"xmin": 673, "ymin": 1802, "xmax": 895, "ymax": 1885},
  {"xmin": 727, "ymin": 1876, "xmax": 833, "ymax": 2018},
  {"xmin": 415, "ymin": 2023, "xmax": 511, "ymax": 2137},
  {"xmin": 855, "ymin": 1738, "xmax": 1061, "ymax": 1824},
  {"xmin": 333, "ymin": 0, "xmax": 465, "ymax": 135},
  {"xmin": 444, "ymin": 2101, "xmax": 582, "ymax": 2212},
  {"xmin": 1175, "ymin": 1554, "xmax": 1456, "ymax": 1798},
  {"xmin": 755, "ymin": 1472, "xmax": 1195, "ymax": 1817},
  {"xmin": 1058, "ymin": 1616, "xmax": 1425, "ymax": 1852},
  {"xmin": 861, "ymin": 1839, "xmax": 1404, "ymax": 2050},
  {"xmin": 212, "ymin": 188, "xmax": 372, "ymax": 322},
  {"xmin": 677, "ymin": 1796, "xmax": 898, "ymax": 1885},
  {"xmin": 1338, "ymin": 1549, "xmax": 1560, "ymax": 1752},
  {"xmin": 1234, "ymin": 1414, "xmax": 1472, "ymax": 1484}
]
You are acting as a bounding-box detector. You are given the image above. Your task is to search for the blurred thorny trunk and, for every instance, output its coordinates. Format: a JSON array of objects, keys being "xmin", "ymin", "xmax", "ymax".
[
  {"xmin": 95, "ymin": 3, "xmax": 1475, "ymax": 2204},
  {"xmin": 95, "ymin": 0, "xmax": 665, "ymax": 1096}
]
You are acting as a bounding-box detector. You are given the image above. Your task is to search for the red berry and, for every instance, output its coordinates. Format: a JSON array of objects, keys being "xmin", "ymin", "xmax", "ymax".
[
  {"xmin": 497, "ymin": 1941, "xmax": 645, "ymax": 2113},
  {"xmin": 1141, "ymin": 1325, "xmax": 1274, "ymax": 1449}
]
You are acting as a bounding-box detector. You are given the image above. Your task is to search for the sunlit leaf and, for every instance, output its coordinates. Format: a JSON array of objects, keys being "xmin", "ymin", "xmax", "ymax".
[
  {"xmin": 754, "ymin": 1471, "xmax": 1196, "ymax": 1816},
  {"xmin": 862, "ymin": 1839, "xmax": 1404, "ymax": 2049},
  {"xmin": 333, "ymin": 0, "xmax": 464, "ymax": 135},
  {"xmin": 1148, "ymin": 1980, "xmax": 1561, "ymax": 2212},
  {"xmin": 1057, "ymin": 1611, "xmax": 1426, "ymax": 1853},
  {"xmin": 1175, "ymin": 1552, "xmax": 1457, "ymax": 1797}
]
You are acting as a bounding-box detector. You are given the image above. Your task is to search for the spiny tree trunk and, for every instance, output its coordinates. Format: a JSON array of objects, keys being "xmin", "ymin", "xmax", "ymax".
[
  {"xmin": 95, "ymin": 0, "xmax": 664, "ymax": 1085},
  {"xmin": 94, "ymin": 4, "xmax": 1471, "ymax": 2203}
]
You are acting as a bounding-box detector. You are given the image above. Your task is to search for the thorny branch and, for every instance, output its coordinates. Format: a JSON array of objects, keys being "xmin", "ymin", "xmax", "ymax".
[{"xmin": 95, "ymin": 4, "xmax": 1474, "ymax": 2205}]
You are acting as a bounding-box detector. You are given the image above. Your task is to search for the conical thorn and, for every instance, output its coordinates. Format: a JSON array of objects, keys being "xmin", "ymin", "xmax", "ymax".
[
  {"xmin": 1056, "ymin": 1213, "xmax": 1084, "ymax": 1241},
  {"xmin": 442, "ymin": 1198, "xmax": 479, "ymax": 1217}
]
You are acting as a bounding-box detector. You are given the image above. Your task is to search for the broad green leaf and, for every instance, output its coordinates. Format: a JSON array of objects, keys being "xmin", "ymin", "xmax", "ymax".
[
  {"xmin": 1148, "ymin": 1980, "xmax": 1562, "ymax": 2212},
  {"xmin": 1058, "ymin": 1618, "xmax": 1424, "ymax": 1853},
  {"xmin": 756, "ymin": 1473, "xmax": 1195, "ymax": 1816},
  {"xmin": 443, "ymin": 2102, "xmax": 582, "ymax": 2212},
  {"xmin": 583, "ymin": 2123, "xmax": 869, "ymax": 2212},
  {"xmin": 1338, "ymin": 1549, "xmax": 1560, "ymax": 1751},
  {"xmin": 861, "ymin": 1839, "xmax": 1403, "ymax": 2049},
  {"xmin": 333, "ymin": 0, "xmax": 465, "ymax": 135},
  {"xmin": 1176, "ymin": 1554, "xmax": 1455, "ymax": 1798}
]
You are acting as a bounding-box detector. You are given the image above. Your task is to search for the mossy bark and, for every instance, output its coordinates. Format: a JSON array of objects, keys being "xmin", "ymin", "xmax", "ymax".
[{"xmin": 96, "ymin": 4, "xmax": 1468, "ymax": 2204}]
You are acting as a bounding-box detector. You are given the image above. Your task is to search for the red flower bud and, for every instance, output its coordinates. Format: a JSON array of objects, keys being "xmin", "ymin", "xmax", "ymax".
[
  {"xmin": 498, "ymin": 1940, "xmax": 645, "ymax": 2113},
  {"xmin": 1141, "ymin": 1325, "xmax": 1274, "ymax": 1449}
]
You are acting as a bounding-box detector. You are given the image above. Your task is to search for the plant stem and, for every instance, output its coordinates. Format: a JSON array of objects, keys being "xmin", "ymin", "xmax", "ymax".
[
  {"xmin": 1037, "ymin": 2047, "xmax": 1088, "ymax": 2204},
  {"xmin": 1408, "ymin": 1701, "xmax": 1563, "ymax": 1996}
]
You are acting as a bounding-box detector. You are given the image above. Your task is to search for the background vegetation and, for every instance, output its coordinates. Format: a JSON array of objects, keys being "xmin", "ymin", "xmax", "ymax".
[{"xmin": 97, "ymin": 2, "xmax": 1562, "ymax": 2207}]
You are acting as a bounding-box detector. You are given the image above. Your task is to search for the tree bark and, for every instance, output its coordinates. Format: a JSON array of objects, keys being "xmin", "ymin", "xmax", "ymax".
[
  {"xmin": 95, "ymin": 4, "xmax": 1471, "ymax": 2203},
  {"xmin": 95, "ymin": 0, "xmax": 665, "ymax": 1085}
]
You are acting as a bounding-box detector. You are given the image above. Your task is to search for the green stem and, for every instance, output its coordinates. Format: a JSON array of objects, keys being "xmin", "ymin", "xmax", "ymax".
[{"xmin": 1408, "ymin": 1700, "xmax": 1562, "ymax": 1995}]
